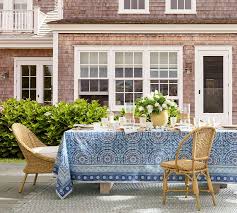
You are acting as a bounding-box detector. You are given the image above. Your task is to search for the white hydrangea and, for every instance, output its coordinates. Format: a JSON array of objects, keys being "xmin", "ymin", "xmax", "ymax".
[
  {"xmin": 139, "ymin": 106, "xmax": 144, "ymax": 111},
  {"xmin": 159, "ymin": 106, "xmax": 163, "ymax": 112},
  {"xmin": 147, "ymin": 105, "xmax": 153, "ymax": 114},
  {"xmin": 154, "ymin": 90, "xmax": 159, "ymax": 95},
  {"xmin": 162, "ymin": 103, "xmax": 167, "ymax": 109},
  {"xmin": 155, "ymin": 102, "xmax": 160, "ymax": 107}
]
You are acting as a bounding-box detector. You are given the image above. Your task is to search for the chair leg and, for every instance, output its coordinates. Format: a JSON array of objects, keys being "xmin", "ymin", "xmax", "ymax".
[
  {"xmin": 185, "ymin": 175, "xmax": 189, "ymax": 198},
  {"xmin": 33, "ymin": 173, "xmax": 38, "ymax": 186},
  {"xmin": 192, "ymin": 173, "xmax": 201, "ymax": 211},
  {"xmin": 19, "ymin": 173, "xmax": 28, "ymax": 193},
  {"xmin": 163, "ymin": 170, "xmax": 169, "ymax": 205},
  {"xmin": 206, "ymin": 171, "xmax": 216, "ymax": 206}
]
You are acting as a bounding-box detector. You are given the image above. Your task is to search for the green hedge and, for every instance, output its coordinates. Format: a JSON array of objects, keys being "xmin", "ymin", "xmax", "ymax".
[{"xmin": 0, "ymin": 99, "xmax": 107, "ymax": 158}]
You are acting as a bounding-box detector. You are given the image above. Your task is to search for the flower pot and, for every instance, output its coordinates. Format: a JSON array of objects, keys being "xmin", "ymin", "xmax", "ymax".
[{"xmin": 151, "ymin": 110, "xmax": 169, "ymax": 127}]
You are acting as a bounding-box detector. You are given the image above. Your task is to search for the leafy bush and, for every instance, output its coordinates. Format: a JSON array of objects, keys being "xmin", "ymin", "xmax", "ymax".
[{"xmin": 0, "ymin": 99, "xmax": 107, "ymax": 158}]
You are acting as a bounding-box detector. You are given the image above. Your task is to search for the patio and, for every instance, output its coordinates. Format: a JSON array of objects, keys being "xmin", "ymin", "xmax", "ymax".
[{"xmin": 1, "ymin": 162, "xmax": 237, "ymax": 213}]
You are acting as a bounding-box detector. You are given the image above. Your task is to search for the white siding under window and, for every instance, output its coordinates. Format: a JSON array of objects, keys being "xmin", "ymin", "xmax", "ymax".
[
  {"xmin": 75, "ymin": 46, "xmax": 183, "ymax": 111},
  {"xmin": 165, "ymin": 0, "xmax": 196, "ymax": 14},
  {"xmin": 118, "ymin": 0, "xmax": 149, "ymax": 14}
]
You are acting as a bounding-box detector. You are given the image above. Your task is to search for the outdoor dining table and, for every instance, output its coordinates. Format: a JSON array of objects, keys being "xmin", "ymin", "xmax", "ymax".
[{"xmin": 54, "ymin": 128, "xmax": 237, "ymax": 199}]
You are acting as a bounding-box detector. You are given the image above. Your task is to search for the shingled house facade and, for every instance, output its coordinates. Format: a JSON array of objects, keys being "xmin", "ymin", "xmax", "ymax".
[{"xmin": 1, "ymin": 0, "xmax": 237, "ymax": 124}]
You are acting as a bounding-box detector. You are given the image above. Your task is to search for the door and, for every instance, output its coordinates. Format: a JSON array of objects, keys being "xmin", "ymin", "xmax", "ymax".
[
  {"xmin": 195, "ymin": 47, "xmax": 232, "ymax": 125},
  {"xmin": 15, "ymin": 58, "xmax": 53, "ymax": 104}
]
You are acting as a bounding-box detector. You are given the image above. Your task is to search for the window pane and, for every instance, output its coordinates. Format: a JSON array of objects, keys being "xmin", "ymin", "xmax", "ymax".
[
  {"xmin": 134, "ymin": 52, "xmax": 142, "ymax": 64},
  {"xmin": 22, "ymin": 90, "xmax": 29, "ymax": 99},
  {"xmin": 178, "ymin": 0, "xmax": 185, "ymax": 9},
  {"xmin": 116, "ymin": 80, "xmax": 124, "ymax": 92},
  {"xmin": 44, "ymin": 65, "xmax": 52, "ymax": 76},
  {"xmin": 125, "ymin": 52, "xmax": 133, "ymax": 64},
  {"xmin": 90, "ymin": 80, "xmax": 99, "ymax": 91},
  {"xmin": 99, "ymin": 52, "xmax": 107, "ymax": 64},
  {"xmin": 169, "ymin": 71, "xmax": 178, "ymax": 78},
  {"xmin": 22, "ymin": 65, "xmax": 29, "ymax": 76},
  {"xmin": 44, "ymin": 90, "xmax": 52, "ymax": 102},
  {"xmin": 150, "ymin": 52, "xmax": 159, "ymax": 64},
  {"xmin": 116, "ymin": 93, "xmax": 124, "ymax": 105},
  {"xmin": 90, "ymin": 52, "xmax": 98, "ymax": 64},
  {"xmin": 125, "ymin": 67, "xmax": 133, "ymax": 78},
  {"xmin": 80, "ymin": 52, "xmax": 89, "ymax": 64},
  {"xmin": 115, "ymin": 52, "xmax": 123, "ymax": 64},
  {"xmin": 151, "ymin": 84, "xmax": 159, "ymax": 92},
  {"xmin": 131, "ymin": 0, "xmax": 138, "ymax": 9},
  {"xmin": 81, "ymin": 80, "xmax": 89, "ymax": 91},
  {"xmin": 171, "ymin": 0, "xmax": 177, "ymax": 9},
  {"xmin": 134, "ymin": 80, "xmax": 143, "ymax": 92},
  {"xmin": 99, "ymin": 66, "xmax": 107, "ymax": 78},
  {"xmin": 125, "ymin": 93, "xmax": 133, "ymax": 103},
  {"xmin": 185, "ymin": 0, "xmax": 191, "ymax": 9},
  {"xmin": 80, "ymin": 95, "xmax": 108, "ymax": 106},
  {"xmin": 135, "ymin": 93, "xmax": 143, "ymax": 100},
  {"xmin": 169, "ymin": 52, "xmax": 177, "ymax": 64},
  {"xmin": 44, "ymin": 77, "xmax": 51, "ymax": 89},
  {"xmin": 134, "ymin": 67, "xmax": 142, "ymax": 77},
  {"xmin": 115, "ymin": 67, "xmax": 124, "ymax": 77},
  {"xmin": 30, "ymin": 90, "xmax": 36, "ymax": 101},
  {"xmin": 160, "ymin": 52, "xmax": 168, "ymax": 64},
  {"xmin": 203, "ymin": 56, "xmax": 223, "ymax": 113},
  {"xmin": 125, "ymin": 80, "xmax": 133, "ymax": 92},
  {"xmin": 138, "ymin": 0, "xmax": 145, "ymax": 9},
  {"xmin": 22, "ymin": 77, "xmax": 29, "ymax": 88},
  {"xmin": 169, "ymin": 84, "xmax": 178, "ymax": 96},
  {"xmin": 160, "ymin": 84, "xmax": 168, "ymax": 96},
  {"xmin": 124, "ymin": 0, "xmax": 130, "ymax": 9},
  {"xmin": 99, "ymin": 80, "xmax": 108, "ymax": 92},
  {"xmin": 81, "ymin": 66, "xmax": 89, "ymax": 77},
  {"xmin": 90, "ymin": 66, "xmax": 98, "ymax": 78},
  {"xmin": 30, "ymin": 77, "xmax": 36, "ymax": 89}
]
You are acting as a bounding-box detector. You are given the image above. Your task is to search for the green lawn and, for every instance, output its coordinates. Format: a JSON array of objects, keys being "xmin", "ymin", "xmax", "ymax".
[{"xmin": 0, "ymin": 158, "xmax": 25, "ymax": 163}]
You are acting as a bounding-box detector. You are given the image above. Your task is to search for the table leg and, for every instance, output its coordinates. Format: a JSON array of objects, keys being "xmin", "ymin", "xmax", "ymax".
[{"xmin": 100, "ymin": 183, "xmax": 114, "ymax": 194}]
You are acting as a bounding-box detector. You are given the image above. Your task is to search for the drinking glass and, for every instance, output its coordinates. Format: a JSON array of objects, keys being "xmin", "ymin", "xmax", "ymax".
[
  {"xmin": 119, "ymin": 117, "xmax": 126, "ymax": 126},
  {"xmin": 93, "ymin": 122, "xmax": 101, "ymax": 131},
  {"xmin": 170, "ymin": 117, "xmax": 177, "ymax": 128},
  {"xmin": 181, "ymin": 103, "xmax": 191, "ymax": 125},
  {"xmin": 101, "ymin": 117, "xmax": 109, "ymax": 127},
  {"xmin": 124, "ymin": 102, "xmax": 134, "ymax": 124},
  {"xmin": 139, "ymin": 117, "xmax": 147, "ymax": 128}
]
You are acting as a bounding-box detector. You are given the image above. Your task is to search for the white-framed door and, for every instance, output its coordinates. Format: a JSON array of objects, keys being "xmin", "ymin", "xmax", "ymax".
[
  {"xmin": 195, "ymin": 46, "xmax": 232, "ymax": 125},
  {"xmin": 14, "ymin": 57, "xmax": 53, "ymax": 104}
]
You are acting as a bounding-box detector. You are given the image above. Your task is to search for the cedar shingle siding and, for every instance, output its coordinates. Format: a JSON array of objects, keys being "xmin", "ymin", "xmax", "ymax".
[{"xmin": 63, "ymin": 0, "xmax": 237, "ymax": 19}]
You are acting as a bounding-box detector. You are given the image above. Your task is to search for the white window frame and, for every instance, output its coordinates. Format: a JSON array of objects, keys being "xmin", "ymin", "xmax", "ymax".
[
  {"xmin": 14, "ymin": 57, "xmax": 53, "ymax": 104},
  {"xmin": 74, "ymin": 46, "xmax": 183, "ymax": 111},
  {"xmin": 165, "ymin": 0, "xmax": 196, "ymax": 14},
  {"xmin": 118, "ymin": 0, "xmax": 150, "ymax": 14}
]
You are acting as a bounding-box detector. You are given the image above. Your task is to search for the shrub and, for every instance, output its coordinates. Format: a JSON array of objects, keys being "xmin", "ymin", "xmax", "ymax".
[{"xmin": 0, "ymin": 99, "xmax": 107, "ymax": 158}]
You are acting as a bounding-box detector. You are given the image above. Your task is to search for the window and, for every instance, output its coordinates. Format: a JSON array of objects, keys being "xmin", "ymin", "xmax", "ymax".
[
  {"xmin": 15, "ymin": 58, "xmax": 53, "ymax": 104},
  {"xmin": 115, "ymin": 52, "xmax": 143, "ymax": 105},
  {"xmin": 118, "ymin": 0, "xmax": 149, "ymax": 14},
  {"xmin": 78, "ymin": 52, "xmax": 109, "ymax": 106},
  {"xmin": 75, "ymin": 46, "xmax": 183, "ymax": 111},
  {"xmin": 150, "ymin": 52, "xmax": 179, "ymax": 103},
  {"xmin": 166, "ymin": 0, "xmax": 196, "ymax": 14}
]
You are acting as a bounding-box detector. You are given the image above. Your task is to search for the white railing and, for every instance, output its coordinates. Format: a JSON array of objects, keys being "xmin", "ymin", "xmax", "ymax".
[{"xmin": 0, "ymin": 10, "xmax": 34, "ymax": 32}]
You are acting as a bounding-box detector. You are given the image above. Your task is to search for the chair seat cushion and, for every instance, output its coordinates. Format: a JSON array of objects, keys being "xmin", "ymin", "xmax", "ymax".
[
  {"xmin": 160, "ymin": 159, "xmax": 206, "ymax": 171},
  {"xmin": 32, "ymin": 146, "xmax": 59, "ymax": 158}
]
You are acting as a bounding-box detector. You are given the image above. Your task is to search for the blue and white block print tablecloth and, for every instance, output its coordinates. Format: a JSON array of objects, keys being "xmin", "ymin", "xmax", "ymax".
[{"xmin": 54, "ymin": 129, "xmax": 237, "ymax": 199}]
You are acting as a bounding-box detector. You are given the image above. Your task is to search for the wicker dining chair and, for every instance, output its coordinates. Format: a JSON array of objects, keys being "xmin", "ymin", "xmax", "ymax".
[
  {"xmin": 160, "ymin": 127, "xmax": 216, "ymax": 211},
  {"xmin": 12, "ymin": 123, "xmax": 58, "ymax": 193}
]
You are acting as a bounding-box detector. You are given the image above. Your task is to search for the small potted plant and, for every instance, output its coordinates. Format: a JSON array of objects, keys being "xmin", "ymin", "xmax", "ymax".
[
  {"xmin": 169, "ymin": 105, "xmax": 180, "ymax": 127},
  {"xmin": 135, "ymin": 91, "xmax": 178, "ymax": 127}
]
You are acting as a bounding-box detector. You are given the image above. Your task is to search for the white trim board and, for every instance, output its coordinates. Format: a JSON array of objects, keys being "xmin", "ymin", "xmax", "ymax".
[
  {"xmin": 48, "ymin": 24, "xmax": 237, "ymax": 34},
  {"xmin": 0, "ymin": 39, "xmax": 53, "ymax": 48},
  {"xmin": 194, "ymin": 45, "xmax": 232, "ymax": 124}
]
